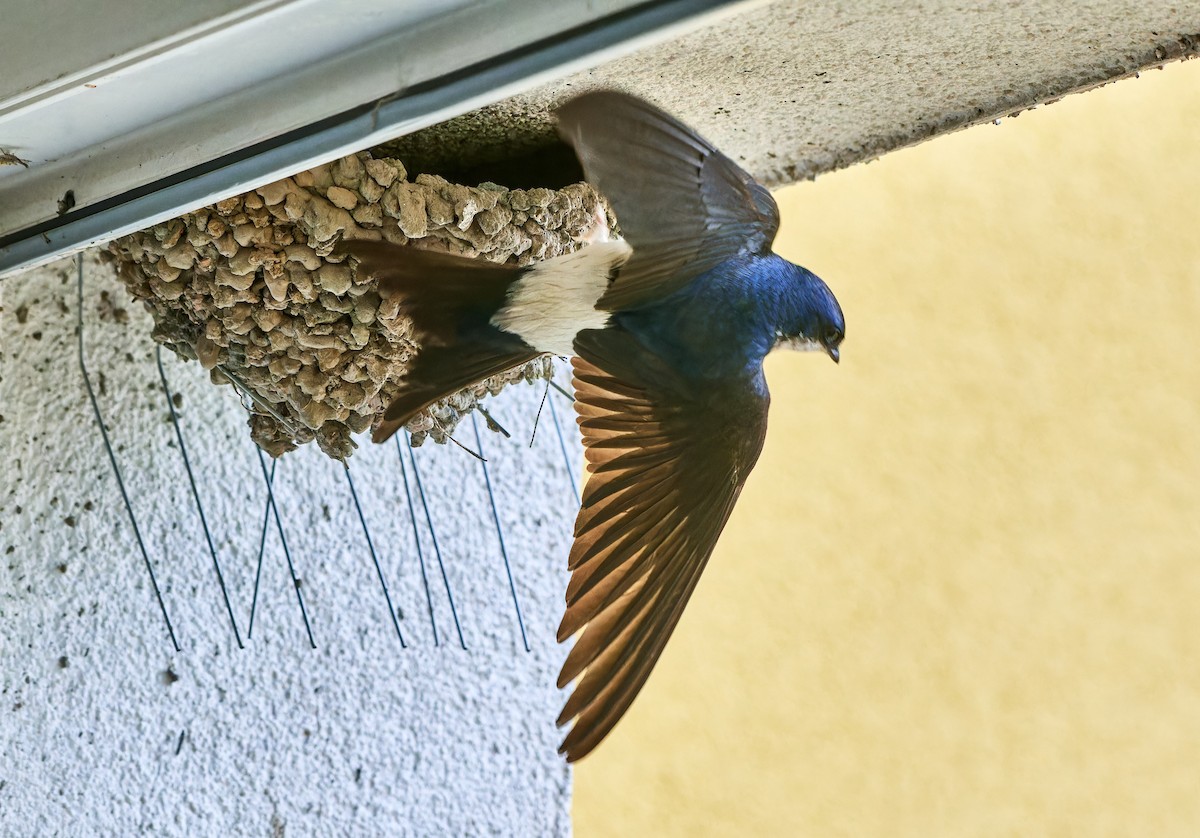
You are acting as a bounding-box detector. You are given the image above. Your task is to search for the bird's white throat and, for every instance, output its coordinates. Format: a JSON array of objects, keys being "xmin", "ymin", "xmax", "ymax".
[
  {"xmin": 774, "ymin": 334, "xmax": 822, "ymax": 353},
  {"xmin": 491, "ymin": 239, "xmax": 632, "ymax": 355}
]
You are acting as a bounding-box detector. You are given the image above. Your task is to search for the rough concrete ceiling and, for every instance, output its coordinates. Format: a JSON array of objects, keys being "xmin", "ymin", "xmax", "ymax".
[{"xmin": 387, "ymin": 0, "xmax": 1200, "ymax": 188}]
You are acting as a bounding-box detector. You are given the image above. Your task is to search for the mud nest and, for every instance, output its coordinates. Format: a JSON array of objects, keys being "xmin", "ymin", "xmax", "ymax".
[{"xmin": 104, "ymin": 152, "xmax": 612, "ymax": 459}]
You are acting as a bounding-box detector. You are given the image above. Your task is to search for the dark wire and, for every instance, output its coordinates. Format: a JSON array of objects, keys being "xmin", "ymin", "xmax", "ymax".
[
  {"xmin": 343, "ymin": 463, "xmax": 406, "ymax": 648},
  {"xmin": 155, "ymin": 346, "xmax": 243, "ymax": 649},
  {"xmin": 394, "ymin": 436, "xmax": 440, "ymax": 645},
  {"xmin": 75, "ymin": 253, "xmax": 179, "ymax": 651},
  {"xmin": 405, "ymin": 432, "xmax": 467, "ymax": 649},
  {"xmin": 253, "ymin": 446, "xmax": 316, "ymax": 648},
  {"xmin": 471, "ymin": 412, "xmax": 530, "ymax": 652}
]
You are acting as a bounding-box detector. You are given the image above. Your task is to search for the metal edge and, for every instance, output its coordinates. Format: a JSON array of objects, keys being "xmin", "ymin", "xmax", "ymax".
[{"xmin": 0, "ymin": 0, "xmax": 756, "ymax": 278}]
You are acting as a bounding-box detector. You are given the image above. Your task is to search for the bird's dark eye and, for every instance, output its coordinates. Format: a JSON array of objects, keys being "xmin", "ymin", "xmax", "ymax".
[{"xmin": 824, "ymin": 328, "xmax": 842, "ymax": 346}]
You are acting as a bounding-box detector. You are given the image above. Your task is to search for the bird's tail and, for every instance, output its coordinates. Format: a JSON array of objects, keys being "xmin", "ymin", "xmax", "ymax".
[{"xmin": 343, "ymin": 240, "xmax": 540, "ymax": 443}]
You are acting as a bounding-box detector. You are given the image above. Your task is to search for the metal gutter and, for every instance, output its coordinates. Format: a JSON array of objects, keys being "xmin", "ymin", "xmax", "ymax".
[{"xmin": 0, "ymin": 0, "xmax": 759, "ymax": 277}]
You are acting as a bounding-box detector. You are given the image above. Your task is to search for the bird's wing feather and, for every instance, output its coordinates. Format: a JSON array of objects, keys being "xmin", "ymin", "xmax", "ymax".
[
  {"xmin": 370, "ymin": 342, "xmax": 539, "ymax": 443},
  {"xmin": 555, "ymin": 90, "xmax": 780, "ymax": 312},
  {"xmin": 342, "ymin": 240, "xmax": 539, "ymax": 442},
  {"xmin": 557, "ymin": 326, "xmax": 770, "ymax": 761}
]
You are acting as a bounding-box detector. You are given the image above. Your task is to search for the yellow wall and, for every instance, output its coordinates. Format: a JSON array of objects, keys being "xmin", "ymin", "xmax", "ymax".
[{"xmin": 574, "ymin": 59, "xmax": 1200, "ymax": 836}]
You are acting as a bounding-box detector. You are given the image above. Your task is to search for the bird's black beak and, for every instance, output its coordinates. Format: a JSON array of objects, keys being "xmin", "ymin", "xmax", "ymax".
[{"xmin": 826, "ymin": 346, "xmax": 840, "ymax": 364}]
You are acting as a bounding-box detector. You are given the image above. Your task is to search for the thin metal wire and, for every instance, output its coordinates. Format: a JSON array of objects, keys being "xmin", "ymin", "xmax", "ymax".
[
  {"xmin": 393, "ymin": 437, "xmax": 440, "ymax": 645},
  {"xmin": 548, "ymin": 379, "xmax": 575, "ymax": 402},
  {"xmin": 430, "ymin": 417, "xmax": 486, "ymax": 461},
  {"xmin": 155, "ymin": 346, "xmax": 244, "ymax": 649},
  {"xmin": 546, "ymin": 391, "xmax": 580, "ymax": 504},
  {"xmin": 470, "ymin": 413, "xmax": 530, "ymax": 652},
  {"xmin": 253, "ymin": 447, "xmax": 316, "ymax": 648},
  {"xmin": 404, "ymin": 432, "xmax": 467, "ymax": 650},
  {"xmin": 528, "ymin": 377, "xmax": 551, "ymax": 449},
  {"xmin": 246, "ymin": 457, "xmax": 275, "ymax": 639},
  {"xmin": 475, "ymin": 404, "xmax": 511, "ymax": 439},
  {"xmin": 75, "ymin": 254, "xmax": 180, "ymax": 651},
  {"xmin": 218, "ymin": 365, "xmax": 303, "ymax": 441},
  {"xmin": 342, "ymin": 464, "xmax": 406, "ymax": 648}
]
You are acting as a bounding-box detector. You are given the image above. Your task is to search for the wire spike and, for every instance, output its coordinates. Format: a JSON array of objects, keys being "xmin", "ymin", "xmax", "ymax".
[
  {"xmin": 475, "ymin": 404, "xmax": 511, "ymax": 439},
  {"xmin": 471, "ymin": 413, "xmax": 530, "ymax": 651},
  {"xmin": 343, "ymin": 463, "xmax": 406, "ymax": 649},
  {"xmin": 247, "ymin": 457, "xmax": 276, "ymax": 639},
  {"xmin": 218, "ymin": 364, "xmax": 302, "ymax": 440},
  {"xmin": 529, "ymin": 377, "xmax": 552, "ymax": 448},
  {"xmin": 394, "ymin": 437, "xmax": 440, "ymax": 645},
  {"xmin": 76, "ymin": 254, "xmax": 180, "ymax": 651},
  {"xmin": 405, "ymin": 432, "xmax": 467, "ymax": 649},
  {"xmin": 431, "ymin": 417, "xmax": 486, "ymax": 462},
  {"xmin": 155, "ymin": 346, "xmax": 243, "ymax": 649},
  {"xmin": 548, "ymin": 379, "xmax": 575, "ymax": 403},
  {"xmin": 547, "ymin": 391, "xmax": 581, "ymax": 504},
  {"xmin": 253, "ymin": 447, "xmax": 316, "ymax": 648}
]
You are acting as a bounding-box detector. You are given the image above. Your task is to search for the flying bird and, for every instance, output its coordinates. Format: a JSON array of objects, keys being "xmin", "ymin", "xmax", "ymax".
[{"xmin": 346, "ymin": 90, "xmax": 844, "ymax": 761}]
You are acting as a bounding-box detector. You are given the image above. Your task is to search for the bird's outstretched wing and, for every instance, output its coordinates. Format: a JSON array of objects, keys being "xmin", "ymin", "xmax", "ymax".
[
  {"xmin": 555, "ymin": 90, "xmax": 780, "ymax": 312},
  {"xmin": 557, "ymin": 327, "xmax": 770, "ymax": 761}
]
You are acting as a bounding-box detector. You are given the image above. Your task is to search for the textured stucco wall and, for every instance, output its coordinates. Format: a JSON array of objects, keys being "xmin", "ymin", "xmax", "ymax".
[
  {"xmin": 0, "ymin": 253, "xmax": 579, "ymax": 834},
  {"xmin": 573, "ymin": 58, "xmax": 1200, "ymax": 837},
  {"xmin": 389, "ymin": 0, "xmax": 1200, "ymax": 189}
]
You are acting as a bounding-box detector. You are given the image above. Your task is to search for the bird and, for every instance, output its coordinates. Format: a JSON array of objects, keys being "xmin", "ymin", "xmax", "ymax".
[{"xmin": 345, "ymin": 90, "xmax": 845, "ymax": 761}]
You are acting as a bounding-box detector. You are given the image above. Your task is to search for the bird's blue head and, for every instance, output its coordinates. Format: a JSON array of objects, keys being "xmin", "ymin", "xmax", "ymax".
[{"xmin": 772, "ymin": 263, "xmax": 845, "ymax": 363}]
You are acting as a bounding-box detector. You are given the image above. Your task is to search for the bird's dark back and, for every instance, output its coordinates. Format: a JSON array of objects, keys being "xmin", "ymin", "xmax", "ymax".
[{"xmin": 612, "ymin": 254, "xmax": 802, "ymax": 381}]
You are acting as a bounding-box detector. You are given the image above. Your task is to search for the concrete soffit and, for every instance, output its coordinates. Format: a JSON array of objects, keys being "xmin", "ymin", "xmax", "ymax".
[{"xmin": 390, "ymin": 0, "xmax": 1200, "ymax": 188}]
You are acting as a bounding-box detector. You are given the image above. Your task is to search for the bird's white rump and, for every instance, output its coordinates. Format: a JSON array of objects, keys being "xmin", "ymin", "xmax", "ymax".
[{"xmin": 491, "ymin": 239, "xmax": 632, "ymax": 355}]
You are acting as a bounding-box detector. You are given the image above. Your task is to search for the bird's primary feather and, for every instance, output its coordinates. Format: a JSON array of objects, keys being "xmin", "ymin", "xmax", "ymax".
[
  {"xmin": 555, "ymin": 90, "xmax": 780, "ymax": 311},
  {"xmin": 555, "ymin": 326, "xmax": 770, "ymax": 760},
  {"xmin": 347, "ymin": 90, "xmax": 844, "ymax": 762}
]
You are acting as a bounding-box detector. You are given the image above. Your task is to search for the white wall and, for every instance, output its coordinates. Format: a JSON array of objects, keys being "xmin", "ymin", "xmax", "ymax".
[{"xmin": 0, "ymin": 251, "xmax": 578, "ymax": 835}]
